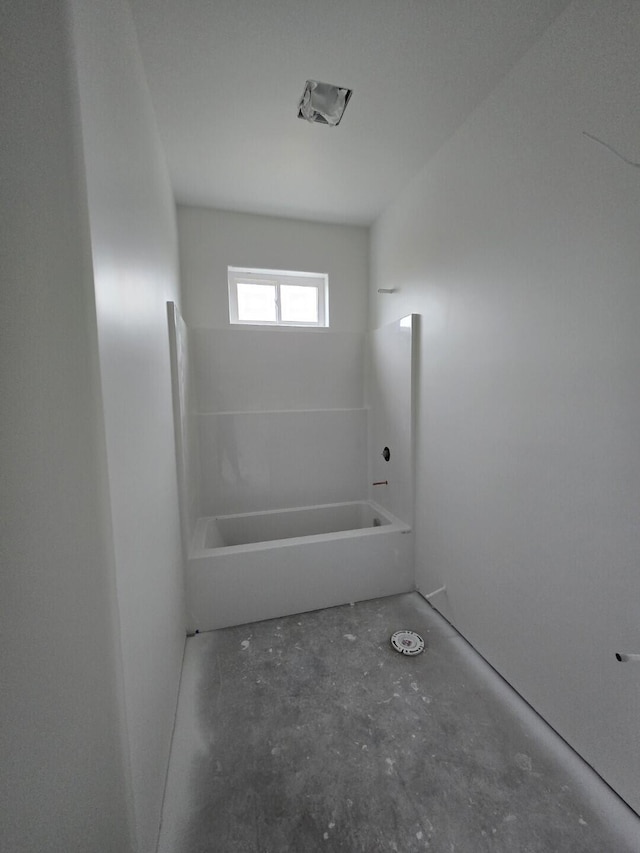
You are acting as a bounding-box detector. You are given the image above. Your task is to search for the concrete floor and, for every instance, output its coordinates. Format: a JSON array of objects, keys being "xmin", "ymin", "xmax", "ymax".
[{"xmin": 158, "ymin": 593, "xmax": 640, "ymax": 852}]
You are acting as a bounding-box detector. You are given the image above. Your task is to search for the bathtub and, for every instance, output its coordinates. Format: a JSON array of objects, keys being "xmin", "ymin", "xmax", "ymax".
[{"xmin": 186, "ymin": 500, "xmax": 413, "ymax": 631}]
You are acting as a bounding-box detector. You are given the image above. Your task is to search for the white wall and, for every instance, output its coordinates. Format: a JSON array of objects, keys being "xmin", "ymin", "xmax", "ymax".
[
  {"xmin": 192, "ymin": 327, "xmax": 365, "ymax": 413},
  {"xmin": 69, "ymin": 2, "xmax": 185, "ymax": 851},
  {"xmin": 193, "ymin": 327, "xmax": 365, "ymax": 515},
  {"xmin": 367, "ymin": 316, "xmax": 416, "ymax": 526},
  {"xmin": 178, "ymin": 206, "xmax": 369, "ymax": 331},
  {"xmin": 178, "ymin": 207, "xmax": 370, "ymax": 520},
  {"xmin": 371, "ymin": 0, "xmax": 640, "ymax": 813},
  {"xmin": 1, "ymin": 3, "xmax": 133, "ymax": 851},
  {"xmin": 168, "ymin": 303, "xmax": 200, "ymax": 556}
]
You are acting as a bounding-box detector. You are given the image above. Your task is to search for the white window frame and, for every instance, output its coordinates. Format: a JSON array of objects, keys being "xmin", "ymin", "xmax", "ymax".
[{"xmin": 228, "ymin": 267, "xmax": 329, "ymax": 327}]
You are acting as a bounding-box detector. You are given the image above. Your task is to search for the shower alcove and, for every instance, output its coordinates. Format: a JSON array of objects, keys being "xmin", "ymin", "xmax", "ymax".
[{"xmin": 168, "ymin": 302, "xmax": 417, "ymax": 630}]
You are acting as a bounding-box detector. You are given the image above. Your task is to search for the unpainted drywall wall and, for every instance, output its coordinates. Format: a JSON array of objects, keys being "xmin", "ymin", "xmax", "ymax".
[
  {"xmin": 1, "ymin": 3, "xmax": 133, "ymax": 850},
  {"xmin": 371, "ymin": 0, "xmax": 640, "ymax": 814},
  {"xmin": 69, "ymin": 1, "xmax": 186, "ymax": 850}
]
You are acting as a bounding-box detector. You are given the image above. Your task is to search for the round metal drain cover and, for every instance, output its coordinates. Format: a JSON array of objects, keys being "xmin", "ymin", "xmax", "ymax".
[{"xmin": 390, "ymin": 630, "xmax": 425, "ymax": 656}]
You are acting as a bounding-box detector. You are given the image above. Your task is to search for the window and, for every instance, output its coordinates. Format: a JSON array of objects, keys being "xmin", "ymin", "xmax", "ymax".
[{"xmin": 228, "ymin": 267, "xmax": 328, "ymax": 327}]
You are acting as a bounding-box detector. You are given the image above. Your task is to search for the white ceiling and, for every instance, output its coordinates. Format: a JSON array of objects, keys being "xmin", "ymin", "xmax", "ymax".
[{"xmin": 129, "ymin": 0, "xmax": 571, "ymax": 225}]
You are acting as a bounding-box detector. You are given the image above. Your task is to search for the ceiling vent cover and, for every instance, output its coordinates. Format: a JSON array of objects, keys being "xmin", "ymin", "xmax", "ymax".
[{"xmin": 297, "ymin": 80, "xmax": 352, "ymax": 126}]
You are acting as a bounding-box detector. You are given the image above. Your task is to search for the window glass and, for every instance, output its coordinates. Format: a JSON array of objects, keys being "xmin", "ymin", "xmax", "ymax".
[
  {"xmin": 228, "ymin": 267, "xmax": 328, "ymax": 327},
  {"xmin": 237, "ymin": 282, "xmax": 277, "ymax": 323},
  {"xmin": 280, "ymin": 284, "xmax": 318, "ymax": 323}
]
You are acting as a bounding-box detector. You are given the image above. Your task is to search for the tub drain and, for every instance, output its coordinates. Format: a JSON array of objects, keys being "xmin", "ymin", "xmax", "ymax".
[{"xmin": 390, "ymin": 630, "xmax": 425, "ymax": 656}]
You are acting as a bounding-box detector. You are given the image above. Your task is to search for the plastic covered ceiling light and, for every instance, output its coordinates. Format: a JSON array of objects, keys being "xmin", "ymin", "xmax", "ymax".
[{"xmin": 297, "ymin": 80, "xmax": 353, "ymax": 126}]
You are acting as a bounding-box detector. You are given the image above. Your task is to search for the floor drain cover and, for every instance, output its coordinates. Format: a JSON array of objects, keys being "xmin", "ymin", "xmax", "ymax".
[{"xmin": 390, "ymin": 630, "xmax": 425, "ymax": 656}]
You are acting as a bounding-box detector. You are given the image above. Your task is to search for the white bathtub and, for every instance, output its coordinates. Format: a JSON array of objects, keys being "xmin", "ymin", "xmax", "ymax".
[{"xmin": 187, "ymin": 500, "xmax": 413, "ymax": 631}]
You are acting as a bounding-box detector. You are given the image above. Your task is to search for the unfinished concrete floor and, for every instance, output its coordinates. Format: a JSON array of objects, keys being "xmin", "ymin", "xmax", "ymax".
[{"xmin": 158, "ymin": 593, "xmax": 639, "ymax": 852}]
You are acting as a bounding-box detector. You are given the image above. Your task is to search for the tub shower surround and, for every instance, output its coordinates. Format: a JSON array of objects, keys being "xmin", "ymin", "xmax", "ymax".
[
  {"xmin": 192, "ymin": 326, "xmax": 368, "ymax": 516},
  {"xmin": 167, "ymin": 303, "xmax": 200, "ymax": 554},
  {"xmin": 167, "ymin": 307, "xmax": 416, "ymax": 631},
  {"xmin": 188, "ymin": 501, "xmax": 412, "ymax": 630}
]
